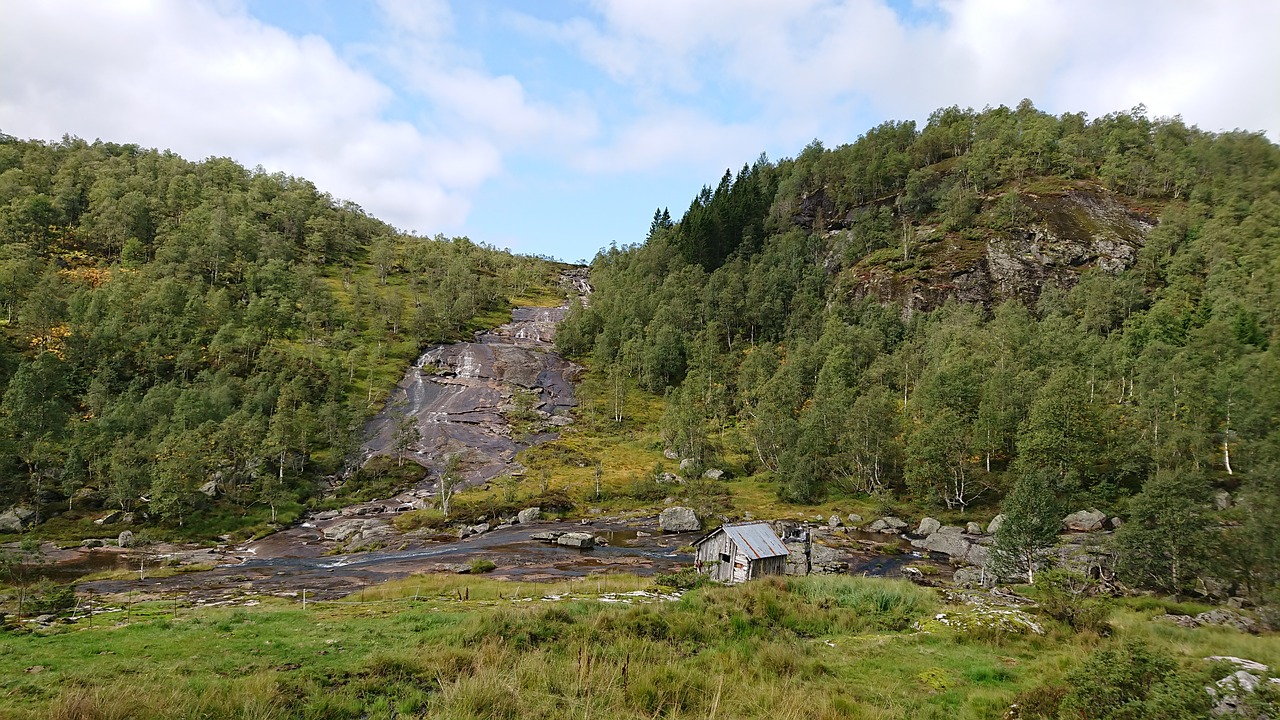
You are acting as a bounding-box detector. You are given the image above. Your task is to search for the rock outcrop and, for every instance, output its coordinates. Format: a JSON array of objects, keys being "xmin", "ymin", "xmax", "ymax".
[{"xmin": 0, "ymin": 507, "xmax": 35, "ymax": 533}]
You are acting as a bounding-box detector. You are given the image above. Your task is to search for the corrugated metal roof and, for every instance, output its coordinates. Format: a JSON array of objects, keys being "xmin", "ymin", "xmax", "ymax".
[{"xmin": 720, "ymin": 522, "xmax": 788, "ymax": 560}]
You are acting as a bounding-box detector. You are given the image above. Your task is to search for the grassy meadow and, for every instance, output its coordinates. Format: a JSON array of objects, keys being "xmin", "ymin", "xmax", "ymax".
[{"xmin": 2, "ymin": 573, "xmax": 1277, "ymax": 719}]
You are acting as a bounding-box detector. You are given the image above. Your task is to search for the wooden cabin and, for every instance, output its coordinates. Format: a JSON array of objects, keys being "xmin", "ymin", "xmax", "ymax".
[{"xmin": 693, "ymin": 522, "xmax": 789, "ymax": 583}]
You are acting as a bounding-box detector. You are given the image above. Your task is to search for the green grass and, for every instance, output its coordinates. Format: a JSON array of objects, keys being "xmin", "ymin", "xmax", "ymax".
[{"xmin": 2, "ymin": 573, "xmax": 1273, "ymax": 719}]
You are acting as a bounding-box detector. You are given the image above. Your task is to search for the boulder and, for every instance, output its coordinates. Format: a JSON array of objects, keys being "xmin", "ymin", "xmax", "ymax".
[
  {"xmin": 659, "ymin": 506, "xmax": 701, "ymax": 533},
  {"xmin": 913, "ymin": 531, "xmax": 974, "ymax": 562},
  {"xmin": 71, "ymin": 488, "xmax": 104, "ymax": 511},
  {"xmin": 937, "ymin": 525, "xmax": 965, "ymax": 535},
  {"xmin": 1196, "ymin": 609, "xmax": 1259, "ymax": 634},
  {"xmin": 117, "ymin": 530, "xmax": 135, "ymax": 548},
  {"xmin": 1107, "ymin": 516, "xmax": 1123, "ymax": 530},
  {"xmin": 809, "ymin": 544, "xmax": 848, "ymax": 574},
  {"xmin": 1062, "ymin": 509, "xmax": 1107, "ymax": 532},
  {"xmin": 986, "ymin": 514, "xmax": 1007, "ymax": 535},
  {"xmin": 663, "ymin": 448, "xmax": 679, "ymax": 460},
  {"xmin": 914, "ymin": 517, "xmax": 941, "ymax": 536},
  {"xmin": 0, "ymin": 506, "xmax": 35, "ymax": 533},
  {"xmin": 323, "ymin": 519, "xmax": 384, "ymax": 543},
  {"xmin": 80, "ymin": 539, "xmax": 105, "ymax": 549},
  {"xmin": 953, "ymin": 567, "xmax": 986, "ymax": 586},
  {"xmin": 827, "ymin": 514, "xmax": 843, "ymax": 529},
  {"xmin": 530, "ymin": 531, "xmax": 563, "ymax": 542},
  {"xmin": 469, "ymin": 523, "xmax": 491, "ymax": 537},
  {"xmin": 703, "ymin": 468, "xmax": 724, "ymax": 480},
  {"xmin": 966, "ymin": 522, "xmax": 984, "ymax": 535},
  {"xmin": 846, "ymin": 513, "xmax": 863, "ymax": 526},
  {"xmin": 556, "ymin": 532, "xmax": 595, "ymax": 549},
  {"xmin": 1214, "ymin": 490, "xmax": 1233, "ymax": 511},
  {"xmin": 866, "ymin": 516, "xmax": 908, "ymax": 534},
  {"xmin": 1152, "ymin": 614, "xmax": 1199, "ymax": 628},
  {"xmin": 198, "ymin": 480, "xmax": 219, "ymax": 498},
  {"xmin": 516, "ymin": 507, "xmax": 541, "ymax": 524},
  {"xmin": 679, "ymin": 458, "xmax": 696, "ymax": 472}
]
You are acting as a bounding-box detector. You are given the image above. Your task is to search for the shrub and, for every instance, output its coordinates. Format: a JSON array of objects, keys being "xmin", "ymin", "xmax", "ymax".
[
  {"xmin": 393, "ymin": 508, "xmax": 447, "ymax": 532},
  {"xmin": 469, "ymin": 559, "xmax": 496, "ymax": 574},
  {"xmin": 654, "ymin": 568, "xmax": 710, "ymax": 591},
  {"xmin": 1056, "ymin": 641, "xmax": 1214, "ymax": 719}
]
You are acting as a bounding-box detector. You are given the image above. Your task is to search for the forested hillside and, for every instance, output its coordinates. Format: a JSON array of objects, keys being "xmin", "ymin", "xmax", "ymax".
[
  {"xmin": 0, "ymin": 133, "xmax": 556, "ymax": 538},
  {"xmin": 556, "ymin": 101, "xmax": 1280, "ymax": 602}
]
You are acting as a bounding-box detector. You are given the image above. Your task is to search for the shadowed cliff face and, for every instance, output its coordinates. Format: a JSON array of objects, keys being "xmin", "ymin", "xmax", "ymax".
[{"xmin": 361, "ymin": 302, "xmax": 579, "ymax": 489}]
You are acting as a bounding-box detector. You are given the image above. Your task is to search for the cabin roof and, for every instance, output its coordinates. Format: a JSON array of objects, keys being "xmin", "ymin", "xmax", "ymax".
[{"xmin": 696, "ymin": 521, "xmax": 788, "ymax": 560}]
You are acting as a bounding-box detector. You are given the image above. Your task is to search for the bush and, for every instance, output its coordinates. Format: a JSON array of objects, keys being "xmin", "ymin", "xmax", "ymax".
[
  {"xmin": 1033, "ymin": 569, "xmax": 1112, "ymax": 635},
  {"xmin": 1055, "ymin": 641, "xmax": 1214, "ymax": 719},
  {"xmin": 393, "ymin": 508, "xmax": 447, "ymax": 532},
  {"xmin": 469, "ymin": 559, "xmax": 496, "ymax": 574},
  {"xmin": 654, "ymin": 568, "xmax": 710, "ymax": 591}
]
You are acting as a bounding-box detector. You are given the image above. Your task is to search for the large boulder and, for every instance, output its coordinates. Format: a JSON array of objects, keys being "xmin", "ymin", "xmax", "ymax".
[
  {"xmin": 516, "ymin": 507, "xmax": 541, "ymax": 524},
  {"xmin": 914, "ymin": 517, "xmax": 941, "ymax": 536},
  {"xmin": 866, "ymin": 516, "xmax": 908, "ymax": 534},
  {"xmin": 809, "ymin": 544, "xmax": 848, "ymax": 574},
  {"xmin": 986, "ymin": 514, "xmax": 1007, "ymax": 535},
  {"xmin": 198, "ymin": 480, "xmax": 219, "ymax": 498},
  {"xmin": 659, "ymin": 506, "xmax": 701, "ymax": 533},
  {"xmin": 323, "ymin": 519, "xmax": 381, "ymax": 543},
  {"xmin": 0, "ymin": 507, "xmax": 35, "ymax": 533},
  {"xmin": 556, "ymin": 532, "xmax": 595, "ymax": 549},
  {"xmin": 966, "ymin": 522, "xmax": 984, "ymax": 535},
  {"xmin": 913, "ymin": 531, "xmax": 975, "ymax": 562},
  {"xmin": 1063, "ymin": 509, "xmax": 1107, "ymax": 532},
  {"xmin": 846, "ymin": 513, "xmax": 863, "ymax": 526},
  {"xmin": 1196, "ymin": 609, "xmax": 1259, "ymax": 634},
  {"xmin": 117, "ymin": 530, "xmax": 135, "ymax": 548},
  {"xmin": 827, "ymin": 514, "xmax": 843, "ymax": 529},
  {"xmin": 703, "ymin": 468, "xmax": 725, "ymax": 480}
]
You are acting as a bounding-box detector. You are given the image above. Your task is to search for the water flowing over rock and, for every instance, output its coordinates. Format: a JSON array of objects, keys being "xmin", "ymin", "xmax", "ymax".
[{"xmin": 357, "ymin": 291, "xmax": 581, "ymax": 515}]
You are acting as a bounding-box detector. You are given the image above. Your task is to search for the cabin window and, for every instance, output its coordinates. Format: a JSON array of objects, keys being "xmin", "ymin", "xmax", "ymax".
[{"xmin": 720, "ymin": 552, "xmax": 731, "ymax": 563}]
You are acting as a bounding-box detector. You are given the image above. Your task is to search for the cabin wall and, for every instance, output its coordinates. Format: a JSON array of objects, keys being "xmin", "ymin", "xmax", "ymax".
[
  {"xmin": 752, "ymin": 555, "xmax": 787, "ymax": 579},
  {"xmin": 695, "ymin": 532, "xmax": 737, "ymax": 582}
]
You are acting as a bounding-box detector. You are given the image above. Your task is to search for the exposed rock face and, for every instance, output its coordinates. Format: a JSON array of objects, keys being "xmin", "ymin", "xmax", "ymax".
[
  {"xmin": 556, "ymin": 532, "xmax": 595, "ymax": 549},
  {"xmin": 841, "ymin": 186, "xmax": 1156, "ymax": 314},
  {"xmin": 659, "ymin": 506, "xmax": 700, "ymax": 533},
  {"xmin": 1063, "ymin": 509, "xmax": 1107, "ymax": 532},
  {"xmin": 516, "ymin": 507, "xmax": 541, "ymax": 524},
  {"xmin": 1197, "ymin": 609, "xmax": 1259, "ymax": 634},
  {"xmin": 914, "ymin": 517, "xmax": 941, "ymax": 536},
  {"xmin": 358, "ymin": 294, "xmax": 580, "ymax": 502},
  {"xmin": 0, "ymin": 507, "xmax": 35, "ymax": 533}
]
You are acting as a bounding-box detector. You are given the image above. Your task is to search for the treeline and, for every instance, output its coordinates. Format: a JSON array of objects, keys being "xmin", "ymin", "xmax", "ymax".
[
  {"xmin": 557, "ymin": 101, "xmax": 1280, "ymax": 600},
  {"xmin": 0, "ymin": 133, "xmax": 553, "ymax": 533}
]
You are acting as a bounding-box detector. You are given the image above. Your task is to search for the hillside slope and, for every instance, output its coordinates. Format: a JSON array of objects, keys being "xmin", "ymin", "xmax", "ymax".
[
  {"xmin": 0, "ymin": 133, "xmax": 559, "ymax": 540},
  {"xmin": 553, "ymin": 100, "xmax": 1280, "ymax": 605}
]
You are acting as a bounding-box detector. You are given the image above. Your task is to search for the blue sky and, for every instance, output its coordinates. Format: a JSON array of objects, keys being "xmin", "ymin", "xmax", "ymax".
[{"xmin": 3, "ymin": 1, "xmax": 1278, "ymax": 262}]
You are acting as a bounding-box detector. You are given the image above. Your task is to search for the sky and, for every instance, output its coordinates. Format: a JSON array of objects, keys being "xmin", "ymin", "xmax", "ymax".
[{"xmin": 2, "ymin": 1, "xmax": 1278, "ymax": 262}]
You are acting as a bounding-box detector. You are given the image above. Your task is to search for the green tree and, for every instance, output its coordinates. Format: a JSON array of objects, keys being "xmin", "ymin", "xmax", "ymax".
[
  {"xmin": 1113, "ymin": 470, "xmax": 1215, "ymax": 596},
  {"xmin": 989, "ymin": 469, "xmax": 1062, "ymax": 583}
]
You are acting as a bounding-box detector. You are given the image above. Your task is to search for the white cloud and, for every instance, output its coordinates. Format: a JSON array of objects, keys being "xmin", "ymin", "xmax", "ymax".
[
  {"xmin": 552, "ymin": 0, "xmax": 1280, "ymax": 144},
  {"xmin": 0, "ymin": 0, "xmax": 500, "ymax": 233}
]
